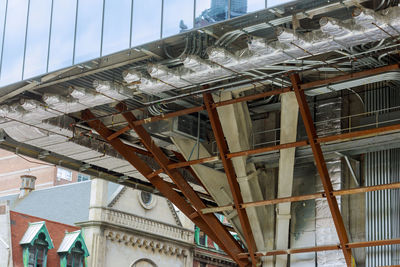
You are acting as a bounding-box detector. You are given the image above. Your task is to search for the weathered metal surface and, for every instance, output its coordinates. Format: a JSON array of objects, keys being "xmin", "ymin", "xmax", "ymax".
[
  {"xmin": 201, "ymin": 182, "xmax": 400, "ymax": 214},
  {"xmin": 81, "ymin": 109, "xmax": 248, "ymax": 267},
  {"xmin": 203, "ymin": 92, "xmax": 258, "ymax": 266}
]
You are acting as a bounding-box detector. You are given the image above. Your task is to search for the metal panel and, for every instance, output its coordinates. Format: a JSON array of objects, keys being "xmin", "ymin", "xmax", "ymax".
[
  {"xmin": 19, "ymin": 222, "xmax": 45, "ymax": 245},
  {"xmin": 365, "ymin": 82, "xmax": 400, "ymax": 266}
]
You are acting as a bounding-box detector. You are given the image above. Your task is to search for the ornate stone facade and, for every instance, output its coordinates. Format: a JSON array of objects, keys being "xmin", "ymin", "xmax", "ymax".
[{"xmin": 79, "ymin": 178, "xmax": 194, "ymax": 267}]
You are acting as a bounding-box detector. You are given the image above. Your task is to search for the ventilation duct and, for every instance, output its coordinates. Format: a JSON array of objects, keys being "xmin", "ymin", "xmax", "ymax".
[
  {"xmin": 319, "ymin": 17, "xmax": 355, "ymax": 38},
  {"xmin": 93, "ymin": 80, "xmax": 134, "ymax": 101},
  {"xmin": 142, "ymin": 115, "xmax": 208, "ymax": 142},
  {"xmin": 120, "ymin": 6, "xmax": 400, "ymax": 96},
  {"xmin": 1, "ymin": 99, "xmax": 58, "ymax": 124},
  {"xmin": 247, "ymin": 37, "xmax": 276, "ymax": 55},
  {"xmin": 181, "ymin": 55, "xmax": 230, "ymax": 83},
  {"xmin": 43, "ymin": 94, "xmax": 88, "ymax": 114},
  {"xmin": 70, "ymin": 87, "xmax": 111, "ymax": 107},
  {"xmin": 122, "ymin": 69, "xmax": 174, "ymax": 95},
  {"xmin": 305, "ymin": 71, "xmax": 400, "ymax": 96},
  {"xmin": 206, "ymin": 7, "xmax": 400, "ymax": 90},
  {"xmin": 147, "ymin": 64, "xmax": 192, "ymax": 88}
]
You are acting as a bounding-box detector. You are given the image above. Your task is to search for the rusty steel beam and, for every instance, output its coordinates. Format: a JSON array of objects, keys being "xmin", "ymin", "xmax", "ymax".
[
  {"xmin": 238, "ymin": 245, "xmax": 340, "ymax": 258},
  {"xmin": 168, "ymin": 155, "xmax": 220, "ymax": 169},
  {"xmin": 237, "ymin": 238, "xmax": 400, "ymax": 258},
  {"xmin": 300, "ymin": 63, "xmax": 400, "ymax": 91},
  {"xmin": 103, "ymin": 63, "xmax": 400, "ymax": 141},
  {"xmin": 291, "ymin": 73, "xmax": 353, "ymax": 266},
  {"xmin": 113, "ymin": 103, "xmax": 250, "ymax": 266},
  {"xmin": 227, "ymin": 140, "xmax": 308, "ymax": 159},
  {"xmin": 172, "ymin": 151, "xmax": 213, "ymax": 197},
  {"xmin": 203, "ymin": 92, "xmax": 259, "ymax": 267},
  {"xmin": 201, "ymin": 181, "xmax": 400, "ymax": 214},
  {"xmin": 106, "ymin": 87, "xmax": 290, "ymax": 141},
  {"xmin": 169, "ymin": 122, "xmax": 400, "ymax": 169},
  {"xmin": 346, "ymin": 238, "xmax": 400, "ymax": 249},
  {"xmin": 148, "ymin": 120, "xmax": 400, "ymax": 175},
  {"xmin": 81, "ymin": 109, "xmax": 248, "ymax": 267}
]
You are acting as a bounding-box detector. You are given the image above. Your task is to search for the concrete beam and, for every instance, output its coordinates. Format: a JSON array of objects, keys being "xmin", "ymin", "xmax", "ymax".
[
  {"xmin": 171, "ymin": 137, "xmax": 246, "ymax": 242},
  {"xmin": 275, "ymin": 92, "xmax": 299, "ymax": 267},
  {"xmin": 214, "ymin": 91, "xmax": 267, "ymax": 253}
]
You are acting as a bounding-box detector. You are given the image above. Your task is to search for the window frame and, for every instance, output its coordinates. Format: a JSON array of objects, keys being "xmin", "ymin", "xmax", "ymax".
[
  {"xmin": 77, "ymin": 173, "xmax": 90, "ymax": 182},
  {"xmin": 58, "ymin": 233, "xmax": 89, "ymax": 267},
  {"xmin": 23, "ymin": 232, "xmax": 50, "ymax": 267}
]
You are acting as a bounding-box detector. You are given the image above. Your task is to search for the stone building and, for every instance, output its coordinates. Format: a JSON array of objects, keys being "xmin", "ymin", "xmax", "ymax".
[
  {"xmin": 0, "ymin": 208, "xmax": 88, "ymax": 267},
  {"xmin": 0, "ymin": 149, "xmax": 237, "ymax": 267},
  {"xmin": 0, "ymin": 176, "xmax": 194, "ymax": 267}
]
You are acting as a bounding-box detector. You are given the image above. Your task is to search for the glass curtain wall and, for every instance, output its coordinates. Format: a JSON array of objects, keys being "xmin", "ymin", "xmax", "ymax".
[{"xmin": 0, "ymin": 0, "xmax": 277, "ymax": 87}]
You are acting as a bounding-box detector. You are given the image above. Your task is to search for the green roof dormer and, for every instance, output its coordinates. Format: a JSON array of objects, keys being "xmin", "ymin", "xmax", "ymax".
[
  {"xmin": 58, "ymin": 230, "xmax": 89, "ymax": 267},
  {"xmin": 20, "ymin": 221, "xmax": 54, "ymax": 249},
  {"xmin": 20, "ymin": 221, "xmax": 54, "ymax": 267}
]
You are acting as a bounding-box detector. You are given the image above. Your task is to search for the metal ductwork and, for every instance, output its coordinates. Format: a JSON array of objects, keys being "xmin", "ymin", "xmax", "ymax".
[
  {"xmin": 306, "ymin": 71, "xmax": 400, "ymax": 96},
  {"xmin": 121, "ymin": 6, "xmax": 400, "ymax": 96}
]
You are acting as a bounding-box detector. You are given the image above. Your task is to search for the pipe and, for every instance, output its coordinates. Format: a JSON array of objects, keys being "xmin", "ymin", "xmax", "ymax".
[{"xmin": 163, "ymin": 36, "xmax": 190, "ymax": 59}]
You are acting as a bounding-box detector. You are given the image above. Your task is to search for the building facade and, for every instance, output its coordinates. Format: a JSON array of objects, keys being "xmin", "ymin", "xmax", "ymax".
[
  {"xmin": 0, "ymin": 159, "xmax": 237, "ymax": 267},
  {"xmin": 0, "ymin": 208, "xmax": 88, "ymax": 267},
  {"xmin": 0, "ymin": 149, "xmax": 88, "ymax": 197}
]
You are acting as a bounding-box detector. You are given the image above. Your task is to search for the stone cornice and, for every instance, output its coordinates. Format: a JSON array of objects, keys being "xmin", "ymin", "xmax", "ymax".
[
  {"xmin": 77, "ymin": 207, "xmax": 194, "ymax": 245},
  {"xmin": 104, "ymin": 228, "xmax": 191, "ymax": 258},
  {"xmin": 194, "ymin": 247, "xmax": 237, "ymax": 266}
]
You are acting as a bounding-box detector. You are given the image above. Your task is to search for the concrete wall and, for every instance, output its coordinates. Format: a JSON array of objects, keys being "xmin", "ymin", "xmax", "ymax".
[
  {"xmin": 0, "ymin": 201, "xmax": 12, "ymax": 267},
  {"xmin": 111, "ymin": 188, "xmax": 178, "ymax": 225}
]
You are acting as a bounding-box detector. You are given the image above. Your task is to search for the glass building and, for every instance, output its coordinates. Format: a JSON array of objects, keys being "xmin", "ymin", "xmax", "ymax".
[{"xmin": 0, "ymin": 0, "xmax": 293, "ymax": 87}]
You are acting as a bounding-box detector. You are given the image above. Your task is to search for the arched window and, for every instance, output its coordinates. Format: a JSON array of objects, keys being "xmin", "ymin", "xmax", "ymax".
[
  {"xmin": 28, "ymin": 233, "xmax": 48, "ymax": 267},
  {"xmin": 132, "ymin": 258, "xmax": 157, "ymax": 267},
  {"xmin": 66, "ymin": 241, "xmax": 84, "ymax": 267}
]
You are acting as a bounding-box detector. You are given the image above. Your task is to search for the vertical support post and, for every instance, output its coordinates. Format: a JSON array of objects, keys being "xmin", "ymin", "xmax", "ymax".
[
  {"xmin": 290, "ymin": 73, "xmax": 353, "ymax": 266},
  {"xmin": 203, "ymin": 93, "xmax": 258, "ymax": 267}
]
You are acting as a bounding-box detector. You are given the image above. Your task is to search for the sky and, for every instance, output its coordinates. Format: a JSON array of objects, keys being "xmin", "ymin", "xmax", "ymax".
[{"xmin": 0, "ymin": 0, "xmax": 293, "ymax": 87}]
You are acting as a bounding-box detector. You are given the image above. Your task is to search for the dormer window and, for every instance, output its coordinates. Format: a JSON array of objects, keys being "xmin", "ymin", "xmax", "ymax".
[
  {"xmin": 58, "ymin": 230, "xmax": 89, "ymax": 267},
  {"xmin": 20, "ymin": 222, "xmax": 54, "ymax": 267},
  {"xmin": 28, "ymin": 233, "xmax": 48, "ymax": 267},
  {"xmin": 66, "ymin": 241, "xmax": 84, "ymax": 267}
]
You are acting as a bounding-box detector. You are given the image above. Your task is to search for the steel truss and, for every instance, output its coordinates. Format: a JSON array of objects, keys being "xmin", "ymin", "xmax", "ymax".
[{"xmin": 82, "ymin": 63, "xmax": 400, "ymax": 266}]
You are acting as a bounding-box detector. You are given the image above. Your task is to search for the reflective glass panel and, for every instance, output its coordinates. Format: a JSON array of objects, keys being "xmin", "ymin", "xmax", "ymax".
[
  {"xmin": 48, "ymin": 0, "xmax": 77, "ymax": 71},
  {"xmin": 0, "ymin": 0, "xmax": 29, "ymax": 85},
  {"xmin": 230, "ymin": 0, "xmax": 247, "ymax": 18},
  {"xmin": 162, "ymin": 0, "xmax": 194, "ymax": 38},
  {"xmin": 131, "ymin": 0, "xmax": 161, "ymax": 47},
  {"xmin": 0, "ymin": 0, "xmax": 6, "ymax": 71},
  {"xmin": 267, "ymin": 0, "xmax": 294, "ymax": 8},
  {"xmin": 247, "ymin": 0, "xmax": 266, "ymax": 13},
  {"xmin": 230, "ymin": 0, "xmax": 265, "ymax": 18},
  {"xmin": 23, "ymin": 0, "xmax": 52, "ymax": 79},
  {"xmin": 74, "ymin": 0, "xmax": 103, "ymax": 63},
  {"xmin": 195, "ymin": 0, "xmax": 227, "ymax": 28},
  {"xmin": 102, "ymin": 0, "xmax": 132, "ymax": 56}
]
